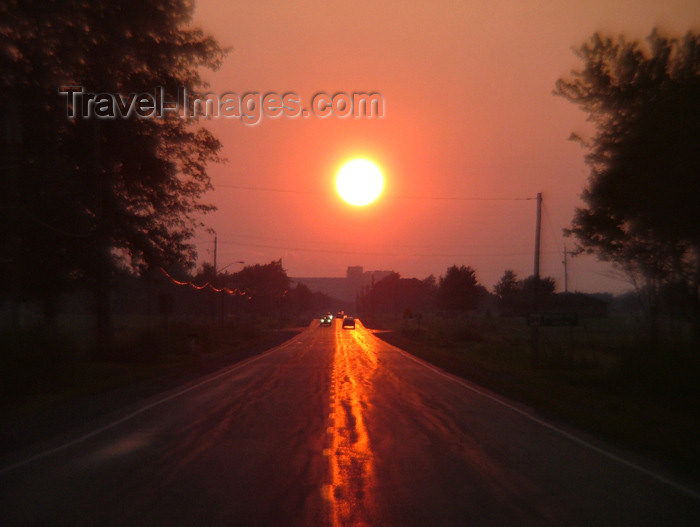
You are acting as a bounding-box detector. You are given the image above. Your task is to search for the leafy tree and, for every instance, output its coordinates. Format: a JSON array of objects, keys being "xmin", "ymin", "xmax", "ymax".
[
  {"xmin": 423, "ymin": 274, "xmax": 438, "ymax": 289},
  {"xmin": 230, "ymin": 260, "xmax": 290, "ymax": 319},
  {"xmin": 494, "ymin": 271, "xmax": 556, "ymax": 315},
  {"xmin": 0, "ymin": 1, "xmax": 225, "ymax": 344},
  {"xmin": 357, "ymin": 273, "xmax": 437, "ymax": 317},
  {"xmin": 437, "ymin": 265, "xmax": 481, "ymax": 313},
  {"xmin": 519, "ymin": 275, "xmax": 556, "ymax": 310},
  {"xmin": 555, "ymin": 29, "xmax": 700, "ymax": 343},
  {"xmin": 494, "ymin": 270, "xmax": 521, "ymax": 314},
  {"xmin": 287, "ymin": 282, "xmax": 313, "ymax": 317}
]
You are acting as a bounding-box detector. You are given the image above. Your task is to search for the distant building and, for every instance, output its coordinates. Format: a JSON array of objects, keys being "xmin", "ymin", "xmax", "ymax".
[{"xmin": 292, "ymin": 266, "xmax": 393, "ymax": 302}]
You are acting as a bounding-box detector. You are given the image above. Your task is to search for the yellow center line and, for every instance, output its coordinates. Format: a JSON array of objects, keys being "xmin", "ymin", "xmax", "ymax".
[{"xmin": 325, "ymin": 320, "xmax": 380, "ymax": 527}]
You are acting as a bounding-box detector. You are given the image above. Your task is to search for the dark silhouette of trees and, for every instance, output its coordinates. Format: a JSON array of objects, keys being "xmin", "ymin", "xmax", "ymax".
[
  {"xmin": 1, "ymin": 1, "xmax": 225, "ymax": 346},
  {"xmin": 437, "ymin": 265, "xmax": 482, "ymax": 313},
  {"xmin": 493, "ymin": 270, "xmax": 556, "ymax": 315},
  {"xmin": 287, "ymin": 282, "xmax": 313, "ymax": 319},
  {"xmin": 229, "ymin": 260, "xmax": 290, "ymax": 320},
  {"xmin": 520, "ymin": 275, "xmax": 556, "ymax": 309},
  {"xmin": 357, "ymin": 273, "xmax": 437, "ymax": 317},
  {"xmin": 555, "ymin": 29, "xmax": 700, "ymax": 344},
  {"xmin": 494, "ymin": 270, "xmax": 520, "ymax": 315}
]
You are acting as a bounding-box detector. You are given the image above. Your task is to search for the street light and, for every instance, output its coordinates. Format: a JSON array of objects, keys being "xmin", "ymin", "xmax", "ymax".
[{"xmin": 219, "ymin": 260, "xmax": 245, "ymax": 273}]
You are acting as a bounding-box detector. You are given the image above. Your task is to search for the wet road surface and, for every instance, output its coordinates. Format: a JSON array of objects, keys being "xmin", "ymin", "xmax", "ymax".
[{"xmin": 2, "ymin": 319, "xmax": 699, "ymax": 526}]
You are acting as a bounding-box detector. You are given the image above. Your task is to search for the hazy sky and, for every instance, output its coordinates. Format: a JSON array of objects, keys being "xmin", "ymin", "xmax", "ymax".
[{"xmin": 189, "ymin": 0, "xmax": 700, "ymax": 293}]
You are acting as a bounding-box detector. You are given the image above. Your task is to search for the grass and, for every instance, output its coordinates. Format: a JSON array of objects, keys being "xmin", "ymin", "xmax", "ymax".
[
  {"xmin": 0, "ymin": 319, "xmax": 299, "ymax": 421},
  {"xmin": 364, "ymin": 314, "xmax": 700, "ymax": 482}
]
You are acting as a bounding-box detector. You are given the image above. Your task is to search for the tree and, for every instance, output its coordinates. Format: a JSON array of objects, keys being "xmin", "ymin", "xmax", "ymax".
[
  {"xmin": 287, "ymin": 282, "xmax": 313, "ymax": 317},
  {"xmin": 357, "ymin": 273, "xmax": 437, "ymax": 317},
  {"xmin": 494, "ymin": 270, "xmax": 521, "ymax": 315},
  {"xmin": 437, "ymin": 265, "xmax": 481, "ymax": 313},
  {"xmin": 1, "ymin": 1, "xmax": 226, "ymax": 344},
  {"xmin": 230, "ymin": 260, "xmax": 290, "ymax": 320},
  {"xmin": 554, "ymin": 29, "xmax": 700, "ymax": 343},
  {"xmin": 519, "ymin": 275, "xmax": 556, "ymax": 311},
  {"xmin": 493, "ymin": 271, "xmax": 556, "ymax": 315}
]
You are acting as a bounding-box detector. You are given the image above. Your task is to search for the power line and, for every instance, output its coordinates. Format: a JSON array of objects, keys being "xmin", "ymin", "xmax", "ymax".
[
  {"xmin": 213, "ymin": 183, "xmax": 535, "ymax": 201},
  {"xmin": 392, "ymin": 194, "xmax": 535, "ymax": 201},
  {"xmin": 159, "ymin": 267, "xmax": 249, "ymax": 296},
  {"xmin": 214, "ymin": 232, "xmax": 534, "ymax": 252},
  {"xmin": 214, "ymin": 184, "xmax": 326, "ymax": 196},
  {"xmin": 214, "ymin": 238, "xmax": 558, "ymax": 259}
]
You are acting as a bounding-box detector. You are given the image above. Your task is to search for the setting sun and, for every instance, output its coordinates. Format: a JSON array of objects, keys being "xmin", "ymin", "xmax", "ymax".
[{"xmin": 335, "ymin": 158, "xmax": 384, "ymax": 206}]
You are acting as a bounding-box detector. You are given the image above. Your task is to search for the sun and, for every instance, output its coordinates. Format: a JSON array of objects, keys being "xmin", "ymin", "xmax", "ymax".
[{"xmin": 335, "ymin": 158, "xmax": 384, "ymax": 206}]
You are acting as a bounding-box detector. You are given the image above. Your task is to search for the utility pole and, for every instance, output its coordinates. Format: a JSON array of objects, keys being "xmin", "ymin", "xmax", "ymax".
[
  {"xmin": 534, "ymin": 193, "xmax": 542, "ymax": 283},
  {"xmin": 563, "ymin": 246, "xmax": 575, "ymax": 364},
  {"xmin": 563, "ymin": 246, "xmax": 569, "ymax": 294},
  {"xmin": 531, "ymin": 192, "xmax": 542, "ymax": 369}
]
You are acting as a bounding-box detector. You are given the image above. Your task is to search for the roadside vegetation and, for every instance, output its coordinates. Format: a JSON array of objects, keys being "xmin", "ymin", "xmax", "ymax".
[
  {"xmin": 363, "ymin": 313, "xmax": 700, "ymax": 482},
  {"xmin": 0, "ymin": 319, "xmax": 301, "ymax": 422},
  {"xmin": 0, "ymin": 259, "xmax": 330, "ymax": 420}
]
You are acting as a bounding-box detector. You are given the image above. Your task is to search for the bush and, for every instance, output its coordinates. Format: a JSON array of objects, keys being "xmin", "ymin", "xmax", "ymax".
[{"xmin": 0, "ymin": 326, "xmax": 77, "ymax": 403}]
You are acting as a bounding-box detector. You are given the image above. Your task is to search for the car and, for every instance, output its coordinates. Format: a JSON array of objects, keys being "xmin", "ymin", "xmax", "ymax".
[
  {"xmin": 342, "ymin": 317, "xmax": 355, "ymax": 329},
  {"xmin": 320, "ymin": 315, "xmax": 332, "ymax": 327}
]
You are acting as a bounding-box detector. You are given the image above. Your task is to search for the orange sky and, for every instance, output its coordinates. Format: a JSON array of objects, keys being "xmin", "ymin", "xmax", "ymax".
[{"xmin": 189, "ymin": 0, "xmax": 700, "ymax": 293}]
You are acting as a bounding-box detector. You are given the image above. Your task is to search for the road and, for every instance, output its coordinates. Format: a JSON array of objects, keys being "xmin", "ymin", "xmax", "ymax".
[{"xmin": 1, "ymin": 319, "xmax": 699, "ymax": 526}]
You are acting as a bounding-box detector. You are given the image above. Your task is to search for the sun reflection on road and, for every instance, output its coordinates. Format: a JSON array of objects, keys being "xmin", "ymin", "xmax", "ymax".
[{"xmin": 326, "ymin": 320, "xmax": 380, "ymax": 527}]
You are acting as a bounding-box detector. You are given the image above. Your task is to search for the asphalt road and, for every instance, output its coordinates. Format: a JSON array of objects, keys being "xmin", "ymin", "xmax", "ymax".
[{"xmin": 1, "ymin": 320, "xmax": 699, "ymax": 526}]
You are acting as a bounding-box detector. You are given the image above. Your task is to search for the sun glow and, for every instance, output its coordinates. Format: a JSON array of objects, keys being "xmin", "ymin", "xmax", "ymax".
[{"xmin": 335, "ymin": 158, "xmax": 384, "ymax": 206}]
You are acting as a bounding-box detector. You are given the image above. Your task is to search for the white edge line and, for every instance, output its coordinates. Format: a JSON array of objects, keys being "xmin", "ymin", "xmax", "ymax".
[
  {"xmin": 379, "ymin": 335, "xmax": 700, "ymax": 501},
  {"xmin": 1, "ymin": 336, "xmax": 299, "ymax": 475}
]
